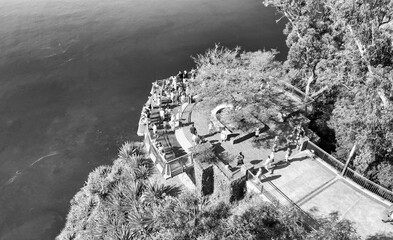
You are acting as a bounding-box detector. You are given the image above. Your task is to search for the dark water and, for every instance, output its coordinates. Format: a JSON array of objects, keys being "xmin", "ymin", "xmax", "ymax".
[{"xmin": 0, "ymin": 0, "xmax": 287, "ymax": 239}]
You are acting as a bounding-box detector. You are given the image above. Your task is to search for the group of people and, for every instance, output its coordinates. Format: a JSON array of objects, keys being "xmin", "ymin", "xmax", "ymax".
[
  {"xmin": 151, "ymin": 69, "xmax": 196, "ymax": 109},
  {"xmin": 147, "ymin": 69, "xmax": 199, "ymax": 137},
  {"xmin": 286, "ymin": 125, "xmax": 305, "ymax": 150}
]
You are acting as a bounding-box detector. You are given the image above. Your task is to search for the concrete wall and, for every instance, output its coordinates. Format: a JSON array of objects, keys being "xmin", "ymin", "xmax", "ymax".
[
  {"xmin": 193, "ymin": 158, "xmax": 247, "ymax": 202},
  {"xmin": 193, "ymin": 160, "xmax": 214, "ymax": 196}
]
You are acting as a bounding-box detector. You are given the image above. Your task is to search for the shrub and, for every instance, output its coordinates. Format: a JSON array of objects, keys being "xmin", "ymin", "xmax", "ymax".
[{"xmin": 191, "ymin": 143, "xmax": 217, "ymax": 164}]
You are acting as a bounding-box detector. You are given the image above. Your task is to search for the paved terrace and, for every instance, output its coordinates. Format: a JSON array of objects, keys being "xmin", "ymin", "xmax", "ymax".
[{"xmin": 175, "ymin": 103, "xmax": 393, "ymax": 239}]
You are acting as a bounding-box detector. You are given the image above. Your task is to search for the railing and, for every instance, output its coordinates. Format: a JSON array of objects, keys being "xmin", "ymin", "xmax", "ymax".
[
  {"xmin": 166, "ymin": 153, "xmax": 194, "ymax": 177},
  {"xmin": 246, "ymin": 169, "xmax": 320, "ymax": 231},
  {"xmin": 144, "ymin": 127, "xmax": 193, "ymax": 179},
  {"xmin": 305, "ymin": 141, "xmax": 345, "ymax": 173},
  {"xmin": 345, "ymin": 168, "xmax": 393, "ymax": 203},
  {"xmin": 305, "ymin": 140, "xmax": 393, "ymax": 203}
]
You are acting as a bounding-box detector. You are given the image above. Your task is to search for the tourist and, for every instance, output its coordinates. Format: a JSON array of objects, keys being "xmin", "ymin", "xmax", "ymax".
[
  {"xmin": 176, "ymin": 112, "xmax": 181, "ymax": 127},
  {"xmin": 237, "ymin": 152, "xmax": 244, "ymax": 165},
  {"xmin": 296, "ymin": 134, "xmax": 302, "ymax": 150},
  {"xmin": 269, "ymin": 151, "xmax": 275, "ymax": 164},
  {"xmin": 208, "ymin": 121, "xmax": 214, "ymax": 134},
  {"xmin": 264, "ymin": 156, "xmax": 274, "ymax": 174},
  {"xmin": 157, "ymin": 95, "xmax": 161, "ymax": 107},
  {"xmin": 285, "ymin": 147, "xmax": 291, "ymax": 162},
  {"xmin": 192, "ymin": 133, "xmax": 197, "ymax": 145},
  {"xmin": 170, "ymin": 91, "xmax": 175, "ymax": 104},
  {"xmin": 190, "ymin": 123, "xmax": 197, "ymax": 135},
  {"xmin": 221, "ymin": 127, "xmax": 230, "ymax": 142},
  {"xmin": 156, "ymin": 142, "xmax": 164, "ymax": 152},
  {"xmin": 165, "ymin": 107, "xmax": 171, "ymax": 117},
  {"xmin": 255, "ymin": 128, "xmax": 260, "ymax": 138},
  {"xmin": 169, "ymin": 119, "xmax": 175, "ymax": 132},
  {"xmin": 173, "ymin": 78, "xmax": 178, "ymax": 90},
  {"xmin": 159, "ymin": 108, "xmax": 165, "ymax": 121},
  {"xmin": 152, "ymin": 123, "xmax": 158, "ymax": 137},
  {"xmin": 180, "ymin": 94, "xmax": 186, "ymax": 103},
  {"xmin": 183, "ymin": 70, "xmax": 188, "ymax": 80},
  {"xmin": 162, "ymin": 121, "xmax": 168, "ymax": 133},
  {"xmin": 272, "ymin": 142, "xmax": 278, "ymax": 153}
]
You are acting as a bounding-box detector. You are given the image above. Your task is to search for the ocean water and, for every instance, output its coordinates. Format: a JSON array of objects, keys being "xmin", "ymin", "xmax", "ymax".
[{"xmin": 0, "ymin": 0, "xmax": 287, "ymax": 239}]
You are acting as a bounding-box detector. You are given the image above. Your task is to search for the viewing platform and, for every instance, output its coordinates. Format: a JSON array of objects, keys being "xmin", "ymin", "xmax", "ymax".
[{"xmin": 138, "ymin": 74, "xmax": 393, "ymax": 238}]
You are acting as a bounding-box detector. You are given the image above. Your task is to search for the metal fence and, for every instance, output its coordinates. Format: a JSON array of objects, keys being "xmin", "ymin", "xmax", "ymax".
[
  {"xmin": 305, "ymin": 140, "xmax": 393, "ymax": 203},
  {"xmin": 246, "ymin": 170, "xmax": 320, "ymax": 231},
  {"xmin": 345, "ymin": 168, "xmax": 393, "ymax": 203},
  {"xmin": 305, "ymin": 141, "xmax": 345, "ymax": 173}
]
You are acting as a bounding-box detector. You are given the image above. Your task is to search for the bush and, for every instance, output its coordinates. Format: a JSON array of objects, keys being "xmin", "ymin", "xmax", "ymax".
[{"xmin": 191, "ymin": 143, "xmax": 217, "ymax": 164}]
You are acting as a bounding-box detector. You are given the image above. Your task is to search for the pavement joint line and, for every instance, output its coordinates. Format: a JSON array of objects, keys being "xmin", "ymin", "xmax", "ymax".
[
  {"xmin": 296, "ymin": 176, "xmax": 339, "ymax": 207},
  {"xmin": 339, "ymin": 197, "xmax": 361, "ymax": 222}
]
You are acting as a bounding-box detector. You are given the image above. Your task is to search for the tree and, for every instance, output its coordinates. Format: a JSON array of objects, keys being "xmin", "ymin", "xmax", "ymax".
[
  {"xmin": 264, "ymin": 0, "xmax": 339, "ymax": 103},
  {"xmin": 191, "ymin": 44, "xmax": 299, "ymax": 131},
  {"xmin": 265, "ymin": 0, "xmax": 393, "ymax": 188}
]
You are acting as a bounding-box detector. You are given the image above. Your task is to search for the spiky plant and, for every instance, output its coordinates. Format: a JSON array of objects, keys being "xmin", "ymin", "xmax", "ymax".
[{"xmin": 140, "ymin": 182, "xmax": 182, "ymax": 206}]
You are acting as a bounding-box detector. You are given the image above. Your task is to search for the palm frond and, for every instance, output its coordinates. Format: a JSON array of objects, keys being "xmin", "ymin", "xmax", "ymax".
[{"xmin": 140, "ymin": 182, "xmax": 182, "ymax": 206}]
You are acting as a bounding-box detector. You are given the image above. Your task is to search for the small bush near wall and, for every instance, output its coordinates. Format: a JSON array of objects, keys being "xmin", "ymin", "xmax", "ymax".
[{"xmin": 191, "ymin": 143, "xmax": 217, "ymax": 164}]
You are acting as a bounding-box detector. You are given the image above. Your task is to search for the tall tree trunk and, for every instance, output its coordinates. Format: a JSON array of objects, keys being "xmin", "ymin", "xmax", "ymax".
[{"xmin": 348, "ymin": 25, "xmax": 391, "ymax": 108}]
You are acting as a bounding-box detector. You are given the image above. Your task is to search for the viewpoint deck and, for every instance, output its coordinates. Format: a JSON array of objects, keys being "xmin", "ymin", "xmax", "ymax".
[
  {"xmin": 138, "ymin": 76, "xmax": 393, "ymax": 238},
  {"xmin": 176, "ymin": 104, "xmax": 393, "ymax": 238}
]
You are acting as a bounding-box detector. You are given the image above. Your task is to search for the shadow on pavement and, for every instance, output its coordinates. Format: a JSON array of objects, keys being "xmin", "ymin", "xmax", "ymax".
[
  {"xmin": 250, "ymin": 159, "xmax": 262, "ymax": 165},
  {"xmin": 261, "ymin": 174, "xmax": 281, "ymax": 182},
  {"xmin": 289, "ymin": 156, "xmax": 308, "ymax": 162}
]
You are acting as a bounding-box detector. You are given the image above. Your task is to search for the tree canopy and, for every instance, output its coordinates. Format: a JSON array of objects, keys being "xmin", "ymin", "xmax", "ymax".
[
  {"xmin": 265, "ymin": 0, "xmax": 393, "ymax": 189},
  {"xmin": 191, "ymin": 44, "xmax": 301, "ymax": 132}
]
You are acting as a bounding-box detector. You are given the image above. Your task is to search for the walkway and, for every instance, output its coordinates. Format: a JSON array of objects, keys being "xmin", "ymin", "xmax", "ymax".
[{"xmin": 175, "ymin": 103, "xmax": 393, "ymax": 239}]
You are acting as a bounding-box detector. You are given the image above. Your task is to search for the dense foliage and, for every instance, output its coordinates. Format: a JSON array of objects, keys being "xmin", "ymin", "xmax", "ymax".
[
  {"xmin": 191, "ymin": 45, "xmax": 301, "ymax": 132},
  {"xmin": 58, "ymin": 141, "xmax": 360, "ymax": 239},
  {"xmin": 264, "ymin": 0, "xmax": 393, "ymax": 189},
  {"xmin": 190, "ymin": 0, "xmax": 393, "ymax": 189},
  {"xmin": 57, "ymin": 142, "xmax": 182, "ymax": 240}
]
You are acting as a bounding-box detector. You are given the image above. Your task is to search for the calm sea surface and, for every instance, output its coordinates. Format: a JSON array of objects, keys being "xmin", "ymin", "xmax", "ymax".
[{"xmin": 0, "ymin": 0, "xmax": 287, "ymax": 239}]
